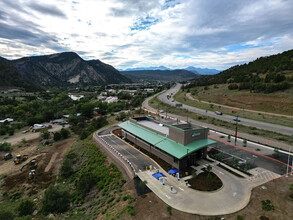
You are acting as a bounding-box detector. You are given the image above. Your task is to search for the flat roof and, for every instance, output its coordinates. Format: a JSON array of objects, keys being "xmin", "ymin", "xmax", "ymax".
[
  {"xmin": 137, "ymin": 120, "xmax": 169, "ymax": 135},
  {"xmin": 119, "ymin": 121, "xmax": 217, "ymax": 159}
]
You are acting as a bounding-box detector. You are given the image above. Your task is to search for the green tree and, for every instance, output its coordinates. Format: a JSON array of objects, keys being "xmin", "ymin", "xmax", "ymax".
[
  {"xmin": 60, "ymin": 128, "xmax": 70, "ymax": 139},
  {"xmin": 60, "ymin": 158, "xmax": 74, "ymax": 179},
  {"xmin": 17, "ymin": 199, "xmax": 35, "ymax": 216},
  {"xmin": 42, "ymin": 185, "xmax": 70, "ymax": 214},
  {"xmin": 40, "ymin": 129, "xmax": 50, "ymax": 139},
  {"xmin": 206, "ymin": 165, "xmax": 212, "ymax": 181},
  {"xmin": 53, "ymin": 132, "xmax": 62, "ymax": 141},
  {"xmin": 0, "ymin": 142, "xmax": 12, "ymax": 152},
  {"xmin": 192, "ymin": 170, "xmax": 197, "ymax": 178}
]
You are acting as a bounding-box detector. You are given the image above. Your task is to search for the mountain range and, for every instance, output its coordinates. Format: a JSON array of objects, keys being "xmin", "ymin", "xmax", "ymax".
[
  {"xmin": 121, "ymin": 69, "xmax": 199, "ymax": 82},
  {"xmin": 120, "ymin": 66, "xmax": 220, "ymax": 75},
  {"xmin": 0, "ymin": 52, "xmax": 130, "ymax": 90}
]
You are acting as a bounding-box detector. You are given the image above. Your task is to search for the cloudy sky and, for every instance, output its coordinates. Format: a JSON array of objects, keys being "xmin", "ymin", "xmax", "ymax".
[{"xmin": 0, "ymin": 0, "xmax": 293, "ymax": 70}]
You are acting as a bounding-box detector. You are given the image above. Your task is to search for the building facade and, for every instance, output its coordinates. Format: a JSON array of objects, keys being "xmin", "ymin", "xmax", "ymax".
[{"xmin": 119, "ymin": 117, "xmax": 217, "ymax": 170}]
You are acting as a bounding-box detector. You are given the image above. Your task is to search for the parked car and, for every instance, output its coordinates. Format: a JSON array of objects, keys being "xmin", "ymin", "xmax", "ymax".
[
  {"xmin": 4, "ymin": 153, "xmax": 13, "ymax": 160},
  {"xmin": 215, "ymin": 111, "xmax": 223, "ymax": 115},
  {"xmin": 233, "ymin": 118, "xmax": 241, "ymax": 122}
]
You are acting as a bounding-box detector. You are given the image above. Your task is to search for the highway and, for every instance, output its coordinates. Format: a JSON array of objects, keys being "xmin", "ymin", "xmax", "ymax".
[{"xmin": 155, "ymin": 84, "xmax": 293, "ymax": 136}]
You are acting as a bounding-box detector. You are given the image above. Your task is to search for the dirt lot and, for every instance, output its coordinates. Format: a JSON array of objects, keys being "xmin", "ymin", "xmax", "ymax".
[
  {"xmin": 192, "ymin": 84, "xmax": 293, "ymax": 116},
  {"xmin": 1, "ymin": 137, "xmax": 75, "ymax": 195},
  {"xmin": 131, "ymin": 175, "xmax": 293, "ymax": 220}
]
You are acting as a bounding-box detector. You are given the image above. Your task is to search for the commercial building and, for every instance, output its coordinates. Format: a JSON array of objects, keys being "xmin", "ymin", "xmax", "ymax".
[{"xmin": 119, "ymin": 117, "xmax": 217, "ymax": 170}]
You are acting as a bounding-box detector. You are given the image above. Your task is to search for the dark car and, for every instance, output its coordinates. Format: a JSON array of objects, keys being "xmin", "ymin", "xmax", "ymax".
[
  {"xmin": 233, "ymin": 118, "xmax": 241, "ymax": 122},
  {"xmin": 4, "ymin": 153, "xmax": 13, "ymax": 160},
  {"xmin": 215, "ymin": 111, "xmax": 223, "ymax": 115}
]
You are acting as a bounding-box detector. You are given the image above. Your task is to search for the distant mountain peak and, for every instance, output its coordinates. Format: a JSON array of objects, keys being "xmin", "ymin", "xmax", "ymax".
[{"xmin": 121, "ymin": 66, "xmax": 220, "ymax": 75}]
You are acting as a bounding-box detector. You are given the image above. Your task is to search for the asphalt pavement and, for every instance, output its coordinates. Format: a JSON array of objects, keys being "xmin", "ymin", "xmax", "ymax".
[{"xmin": 157, "ymin": 84, "xmax": 293, "ymax": 136}]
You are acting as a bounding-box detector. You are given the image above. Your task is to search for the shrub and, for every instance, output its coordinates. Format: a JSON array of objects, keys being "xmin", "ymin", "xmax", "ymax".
[
  {"xmin": 261, "ymin": 200, "xmax": 274, "ymax": 211},
  {"xmin": 167, "ymin": 205, "xmax": 172, "ymax": 216},
  {"xmin": 126, "ymin": 205, "xmax": 134, "ymax": 216},
  {"xmin": 40, "ymin": 130, "xmax": 50, "ymax": 139},
  {"xmin": 60, "ymin": 128, "xmax": 70, "ymax": 139},
  {"xmin": 0, "ymin": 210, "xmax": 14, "ymax": 220},
  {"xmin": 42, "ymin": 185, "xmax": 70, "ymax": 214},
  {"xmin": 17, "ymin": 199, "xmax": 35, "ymax": 216},
  {"xmin": 228, "ymin": 84, "xmax": 239, "ymax": 90},
  {"xmin": 237, "ymin": 215, "xmax": 245, "ymax": 220},
  {"xmin": 9, "ymin": 189, "xmax": 22, "ymax": 201},
  {"xmin": 76, "ymin": 172, "xmax": 96, "ymax": 196},
  {"xmin": 59, "ymin": 158, "xmax": 74, "ymax": 179},
  {"xmin": 53, "ymin": 132, "xmax": 62, "ymax": 141},
  {"xmin": 0, "ymin": 142, "xmax": 12, "ymax": 152}
]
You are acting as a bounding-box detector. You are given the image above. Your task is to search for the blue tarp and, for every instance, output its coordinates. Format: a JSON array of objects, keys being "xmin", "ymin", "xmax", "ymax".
[
  {"xmin": 168, "ymin": 168, "xmax": 180, "ymax": 175},
  {"xmin": 152, "ymin": 173, "xmax": 166, "ymax": 179}
]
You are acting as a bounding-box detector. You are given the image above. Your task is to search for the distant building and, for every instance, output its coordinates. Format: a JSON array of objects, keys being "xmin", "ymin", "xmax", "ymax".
[
  {"xmin": 0, "ymin": 118, "xmax": 14, "ymax": 123},
  {"xmin": 118, "ymin": 89, "xmax": 137, "ymax": 96},
  {"xmin": 51, "ymin": 119, "xmax": 68, "ymax": 125},
  {"xmin": 105, "ymin": 96, "xmax": 118, "ymax": 103},
  {"xmin": 68, "ymin": 94, "xmax": 84, "ymax": 101},
  {"xmin": 30, "ymin": 124, "xmax": 51, "ymax": 132},
  {"xmin": 119, "ymin": 117, "xmax": 217, "ymax": 170},
  {"xmin": 144, "ymin": 88, "xmax": 154, "ymax": 93}
]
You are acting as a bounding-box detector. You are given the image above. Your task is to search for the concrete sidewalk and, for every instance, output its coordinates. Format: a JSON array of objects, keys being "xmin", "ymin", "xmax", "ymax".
[{"xmin": 137, "ymin": 164, "xmax": 252, "ymax": 216}]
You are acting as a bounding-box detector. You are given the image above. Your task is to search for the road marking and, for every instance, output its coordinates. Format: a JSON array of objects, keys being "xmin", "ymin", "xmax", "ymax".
[
  {"xmin": 179, "ymin": 187, "xmax": 184, "ymax": 191},
  {"xmin": 105, "ymin": 136, "xmax": 138, "ymax": 159},
  {"xmin": 99, "ymin": 134, "xmax": 114, "ymax": 137},
  {"xmin": 165, "ymin": 194, "xmax": 171, "ymax": 199},
  {"xmin": 163, "ymin": 187, "xmax": 170, "ymax": 191}
]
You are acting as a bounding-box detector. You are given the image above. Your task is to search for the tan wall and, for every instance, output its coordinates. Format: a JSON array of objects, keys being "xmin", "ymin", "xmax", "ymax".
[{"xmin": 169, "ymin": 126, "xmax": 208, "ymax": 145}]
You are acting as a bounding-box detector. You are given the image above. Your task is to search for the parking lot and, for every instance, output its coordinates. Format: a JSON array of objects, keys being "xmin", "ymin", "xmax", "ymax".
[{"xmin": 209, "ymin": 138, "xmax": 289, "ymax": 175}]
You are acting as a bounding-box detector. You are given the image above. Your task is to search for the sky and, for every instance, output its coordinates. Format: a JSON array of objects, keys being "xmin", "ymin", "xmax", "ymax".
[{"xmin": 0, "ymin": 0, "xmax": 293, "ymax": 70}]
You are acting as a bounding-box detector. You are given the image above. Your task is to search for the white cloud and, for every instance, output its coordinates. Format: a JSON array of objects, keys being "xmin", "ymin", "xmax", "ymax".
[{"xmin": 0, "ymin": 0, "xmax": 293, "ymax": 70}]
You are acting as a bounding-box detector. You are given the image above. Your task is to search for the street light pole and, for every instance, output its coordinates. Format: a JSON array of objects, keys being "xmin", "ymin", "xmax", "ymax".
[
  {"xmin": 286, "ymin": 147, "xmax": 291, "ymax": 177},
  {"xmin": 234, "ymin": 115, "xmax": 238, "ymax": 145}
]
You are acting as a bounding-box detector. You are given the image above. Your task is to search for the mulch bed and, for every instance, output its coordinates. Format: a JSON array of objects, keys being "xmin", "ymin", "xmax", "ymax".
[{"xmin": 188, "ymin": 171, "xmax": 223, "ymax": 191}]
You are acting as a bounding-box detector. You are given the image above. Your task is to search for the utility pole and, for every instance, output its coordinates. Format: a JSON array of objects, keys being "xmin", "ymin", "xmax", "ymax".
[
  {"xmin": 234, "ymin": 115, "xmax": 238, "ymax": 145},
  {"xmin": 286, "ymin": 147, "xmax": 291, "ymax": 177},
  {"xmin": 157, "ymin": 103, "xmax": 160, "ymax": 116},
  {"xmin": 165, "ymin": 107, "xmax": 168, "ymax": 119}
]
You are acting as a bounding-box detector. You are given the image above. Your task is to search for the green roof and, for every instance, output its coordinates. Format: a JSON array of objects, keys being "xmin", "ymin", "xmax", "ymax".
[{"xmin": 119, "ymin": 121, "xmax": 217, "ymax": 159}]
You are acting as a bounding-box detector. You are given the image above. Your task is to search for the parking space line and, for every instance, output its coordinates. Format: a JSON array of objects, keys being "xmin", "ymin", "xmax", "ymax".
[{"xmin": 105, "ymin": 136, "xmax": 138, "ymax": 159}]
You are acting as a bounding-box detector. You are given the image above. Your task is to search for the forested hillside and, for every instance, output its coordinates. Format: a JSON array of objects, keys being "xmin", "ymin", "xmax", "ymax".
[
  {"xmin": 187, "ymin": 49, "xmax": 293, "ymax": 93},
  {"xmin": 0, "ymin": 57, "xmax": 39, "ymax": 91}
]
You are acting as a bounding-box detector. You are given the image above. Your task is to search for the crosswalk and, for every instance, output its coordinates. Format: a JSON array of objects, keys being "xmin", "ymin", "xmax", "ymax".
[{"xmin": 248, "ymin": 169, "xmax": 280, "ymax": 186}]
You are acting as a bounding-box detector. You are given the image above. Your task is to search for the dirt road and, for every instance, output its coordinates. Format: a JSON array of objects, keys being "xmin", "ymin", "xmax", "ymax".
[{"xmin": 0, "ymin": 124, "xmax": 69, "ymax": 146}]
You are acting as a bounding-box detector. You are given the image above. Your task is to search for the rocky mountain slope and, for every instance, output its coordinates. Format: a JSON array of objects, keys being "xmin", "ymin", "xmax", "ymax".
[{"xmin": 7, "ymin": 52, "xmax": 130, "ymax": 87}]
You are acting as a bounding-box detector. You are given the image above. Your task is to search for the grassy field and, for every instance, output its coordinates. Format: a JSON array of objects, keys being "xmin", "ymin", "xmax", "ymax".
[
  {"xmin": 174, "ymin": 86, "xmax": 293, "ymax": 128},
  {"xmin": 150, "ymin": 96, "xmax": 293, "ymax": 146},
  {"xmin": 187, "ymin": 84, "xmax": 293, "ymax": 115}
]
